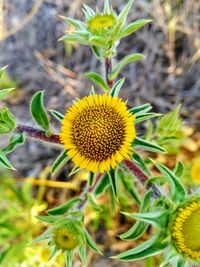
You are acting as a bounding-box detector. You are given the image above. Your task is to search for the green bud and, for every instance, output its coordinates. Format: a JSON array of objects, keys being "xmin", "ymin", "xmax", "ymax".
[{"xmin": 0, "ymin": 107, "xmax": 16, "ymax": 134}]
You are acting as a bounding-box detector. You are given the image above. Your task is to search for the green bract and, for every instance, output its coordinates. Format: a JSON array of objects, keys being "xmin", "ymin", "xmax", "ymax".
[{"xmin": 0, "ymin": 107, "xmax": 16, "ymax": 134}]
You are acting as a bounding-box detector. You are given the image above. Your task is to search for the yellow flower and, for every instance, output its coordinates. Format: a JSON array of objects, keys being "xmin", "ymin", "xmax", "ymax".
[
  {"xmin": 88, "ymin": 14, "xmax": 116, "ymax": 34},
  {"xmin": 60, "ymin": 94, "xmax": 136, "ymax": 173},
  {"xmin": 191, "ymin": 159, "xmax": 200, "ymax": 184},
  {"xmin": 53, "ymin": 224, "xmax": 81, "ymax": 251},
  {"xmin": 172, "ymin": 198, "xmax": 200, "ymax": 259}
]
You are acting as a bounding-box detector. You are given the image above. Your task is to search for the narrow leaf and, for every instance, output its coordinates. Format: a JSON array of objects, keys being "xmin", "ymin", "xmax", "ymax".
[
  {"xmin": 49, "ymin": 109, "xmax": 64, "ymax": 122},
  {"xmin": 108, "ymin": 168, "xmax": 118, "ymax": 198},
  {"xmin": 129, "ymin": 103, "xmax": 152, "ymax": 115},
  {"xmin": 117, "ymin": 0, "xmax": 134, "ymax": 26},
  {"xmin": 109, "ymin": 78, "xmax": 125, "ymax": 97},
  {"xmin": 94, "ymin": 172, "xmax": 110, "ymax": 197},
  {"xmin": 85, "ymin": 72, "xmax": 109, "ymax": 92},
  {"xmin": 88, "ymin": 193, "xmax": 102, "ymax": 212},
  {"xmin": 35, "ymin": 215, "xmax": 60, "ymax": 223},
  {"xmin": 135, "ymin": 113, "xmax": 161, "ymax": 124},
  {"xmin": 109, "ymin": 54, "xmax": 144, "ymax": 80},
  {"xmin": 89, "ymin": 36, "xmax": 108, "ymax": 47},
  {"xmin": 104, "ymin": 0, "xmax": 111, "ymax": 14},
  {"xmin": 120, "ymin": 19, "xmax": 152, "ymax": 39},
  {"xmin": 30, "ymin": 91, "xmax": 50, "ymax": 135},
  {"xmin": 51, "ymin": 151, "xmax": 69, "ymax": 177},
  {"xmin": 173, "ymin": 161, "xmax": 184, "ymax": 177},
  {"xmin": 0, "ymin": 88, "xmax": 15, "ymax": 102},
  {"xmin": 47, "ymin": 197, "xmax": 82, "ymax": 215},
  {"xmin": 59, "ymin": 16, "xmax": 86, "ymax": 30},
  {"xmin": 65, "ymin": 251, "xmax": 73, "ymax": 267},
  {"xmin": 133, "ymin": 137, "xmax": 166, "ymax": 153},
  {"xmin": 113, "ymin": 235, "xmax": 167, "ymax": 261},
  {"xmin": 3, "ymin": 133, "xmax": 25, "ymax": 154},
  {"xmin": 84, "ymin": 229, "xmax": 102, "ymax": 254},
  {"xmin": 0, "ymin": 150, "xmax": 15, "ymax": 170}
]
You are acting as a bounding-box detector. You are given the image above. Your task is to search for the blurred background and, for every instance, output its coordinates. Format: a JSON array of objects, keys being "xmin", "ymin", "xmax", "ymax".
[{"xmin": 0, "ymin": 0, "xmax": 199, "ymax": 266}]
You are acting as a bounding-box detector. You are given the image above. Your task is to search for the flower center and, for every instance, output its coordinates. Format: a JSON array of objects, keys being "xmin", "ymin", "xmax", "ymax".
[
  {"xmin": 172, "ymin": 199, "xmax": 200, "ymax": 259},
  {"xmin": 88, "ymin": 14, "xmax": 116, "ymax": 33},
  {"xmin": 72, "ymin": 106, "xmax": 126, "ymax": 161},
  {"xmin": 54, "ymin": 227, "xmax": 79, "ymax": 250}
]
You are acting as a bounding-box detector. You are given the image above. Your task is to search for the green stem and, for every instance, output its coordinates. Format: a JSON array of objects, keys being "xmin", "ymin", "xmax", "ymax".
[{"xmin": 105, "ymin": 58, "xmax": 114, "ymax": 88}]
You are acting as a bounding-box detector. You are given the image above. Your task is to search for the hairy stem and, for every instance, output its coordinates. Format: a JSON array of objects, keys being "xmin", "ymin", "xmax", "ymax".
[
  {"xmin": 105, "ymin": 58, "xmax": 114, "ymax": 88},
  {"xmin": 15, "ymin": 124, "xmax": 61, "ymax": 145},
  {"xmin": 123, "ymin": 159, "xmax": 161, "ymax": 198}
]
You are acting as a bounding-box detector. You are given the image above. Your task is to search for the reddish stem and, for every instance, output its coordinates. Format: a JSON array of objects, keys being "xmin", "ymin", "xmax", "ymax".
[
  {"xmin": 105, "ymin": 58, "xmax": 114, "ymax": 88},
  {"xmin": 123, "ymin": 159, "xmax": 161, "ymax": 198},
  {"xmin": 16, "ymin": 124, "xmax": 61, "ymax": 145}
]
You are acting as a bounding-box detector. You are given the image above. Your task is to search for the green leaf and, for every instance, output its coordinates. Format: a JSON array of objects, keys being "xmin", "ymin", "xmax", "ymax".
[
  {"xmin": 0, "ymin": 88, "xmax": 15, "ymax": 102},
  {"xmin": 156, "ymin": 163, "xmax": 186, "ymax": 202},
  {"xmin": 94, "ymin": 172, "xmax": 110, "ymax": 197},
  {"xmin": 0, "ymin": 65, "xmax": 8, "ymax": 78},
  {"xmin": 120, "ymin": 190, "xmax": 152, "ymax": 240},
  {"xmin": 65, "ymin": 251, "xmax": 73, "ymax": 267},
  {"xmin": 3, "ymin": 133, "xmax": 25, "ymax": 154},
  {"xmin": 59, "ymin": 16, "xmax": 86, "ymax": 30},
  {"xmin": 85, "ymin": 72, "xmax": 110, "ymax": 92},
  {"xmin": 0, "ymin": 150, "xmax": 15, "ymax": 170},
  {"xmin": 135, "ymin": 113, "xmax": 161, "ymax": 124},
  {"xmin": 108, "ymin": 168, "xmax": 118, "ymax": 198},
  {"xmin": 79, "ymin": 246, "xmax": 87, "ymax": 266},
  {"xmin": 60, "ymin": 34, "xmax": 89, "ymax": 45},
  {"xmin": 109, "ymin": 54, "xmax": 144, "ymax": 80},
  {"xmin": 109, "ymin": 78, "xmax": 125, "ymax": 97},
  {"xmin": 120, "ymin": 19, "xmax": 152, "ymax": 39},
  {"xmin": 132, "ymin": 153, "xmax": 152, "ymax": 176},
  {"xmin": 30, "ymin": 91, "xmax": 50, "ymax": 135},
  {"xmin": 156, "ymin": 105, "xmax": 182, "ymax": 137},
  {"xmin": 117, "ymin": 0, "xmax": 134, "ymax": 26},
  {"xmin": 89, "ymin": 36, "xmax": 108, "ymax": 47},
  {"xmin": 51, "ymin": 151, "xmax": 69, "ymax": 177},
  {"xmin": 49, "ymin": 109, "xmax": 64, "ymax": 122},
  {"xmin": 133, "ymin": 137, "xmax": 166, "ymax": 153},
  {"xmin": 82, "ymin": 4, "xmax": 95, "ymax": 19},
  {"xmin": 35, "ymin": 215, "xmax": 60, "ymax": 223},
  {"xmin": 47, "ymin": 197, "xmax": 82, "ymax": 215},
  {"xmin": 104, "ymin": 0, "xmax": 111, "ymax": 14},
  {"xmin": 88, "ymin": 193, "xmax": 102, "ymax": 212},
  {"xmin": 84, "ymin": 229, "xmax": 102, "ymax": 255},
  {"xmin": 0, "ymin": 107, "xmax": 16, "ymax": 134},
  {"xmin": 113, "ymin": 235, "xmax": 167, "ymax": 261},
  {"xmin": 129, "ymin": 103, "xmax": 152, "ymax": 115},
  {"xmin": 173, "ymin": 161, "xmax": 184, "ymax": 177},
  {"xmin": 91, "ymin": 46, "xmax": 102, "ymax": 59},
  {"xmin": 123, "ymin": 211, "xmax": 168, "ymax": 228}
]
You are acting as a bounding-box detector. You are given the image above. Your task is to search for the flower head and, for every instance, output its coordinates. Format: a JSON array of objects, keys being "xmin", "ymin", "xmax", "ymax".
[
  {"xmin": 88, "ymin": 13, "xmax": 116, "ymax": 34},
  {"xmin": 172, "ymin": 198, "xmax": 200, "ymax": 259},
  {"xmin": 60, "ymin": 94, "xmax": 136, "ymax": 173},
  {"xmin": 53, "ymin": 221, "xmax": 83, "ymax": 251}
]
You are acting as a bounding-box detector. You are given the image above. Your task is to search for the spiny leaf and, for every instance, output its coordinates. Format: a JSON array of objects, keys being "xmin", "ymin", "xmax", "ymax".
[
  {"xmin": 85, "ymin": 72, "xmax": 110, "ymax": 92},
  {"xmin": 30, "ymin": 91, "xmax": 50, "ymax": 136},
  {"xmin": 133, "ymin": 137, "xmax": 166, "ymax": 153},
  {"xmin": 109, "ymin": 54, "xmax": 144, "ymax": 80}
]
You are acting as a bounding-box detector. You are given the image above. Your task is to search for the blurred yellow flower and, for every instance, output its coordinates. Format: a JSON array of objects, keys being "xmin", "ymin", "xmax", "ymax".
[
  {"xmin": 191, "ymin": 159, "xmax": 200, "ymax": 184},
  {"xmin": 88, "ymin": 14, "xmax": 116, "ymax": 33}
]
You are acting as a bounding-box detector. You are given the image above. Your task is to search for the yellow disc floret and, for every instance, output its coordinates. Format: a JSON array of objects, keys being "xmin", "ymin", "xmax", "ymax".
[
  {"xmin": 88, "ymin": 14, "xmax": 116, "ymax": 33},
  {"xmin": 172, "ymin": 199, "xmax": 200, "ymax": 259},
  {"xmin": 60, "ymin": 94, "xmax": 136, "ymax": 173}
]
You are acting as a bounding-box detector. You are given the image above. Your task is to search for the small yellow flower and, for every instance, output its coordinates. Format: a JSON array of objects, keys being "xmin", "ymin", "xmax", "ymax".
[
  {"xmin": 60, "ymin": 94, "xmax": 136, "ymax": 173},
  {"xmin": 191, "ymin": 159, "xmax": 200, "ymax": 184},
  {"xmin": 172, "ymin": 198, "xmax": 200, "ymax": 259},
  {"xmin": 88, "ymin": 14, "xmax": 116, "ymax": 33},
  {"xmin": 53, "ymin": 223, "xmax": 81, "ymax": 251}
]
